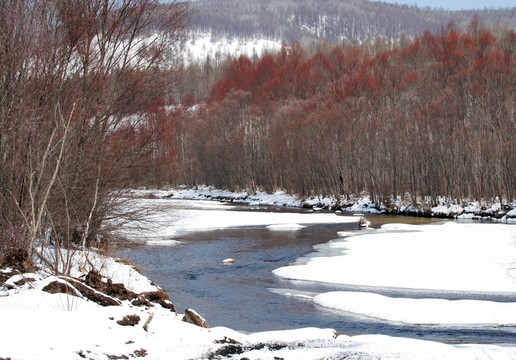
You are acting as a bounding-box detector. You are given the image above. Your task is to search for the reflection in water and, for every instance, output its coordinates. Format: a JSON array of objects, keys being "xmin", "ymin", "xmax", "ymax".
[{"xmin": 121, "ymin": 210, "xmax": 516, "ymax": 344}]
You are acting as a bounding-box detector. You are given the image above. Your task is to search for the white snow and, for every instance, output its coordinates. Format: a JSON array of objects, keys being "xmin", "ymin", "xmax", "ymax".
[
  {"xmin": 266, "ymin": 223, "xmax": 306, "ymax": 231},
  {"xmin": 184, "ymin": 30, "xmax": 282, "ymax": 63},
  {"xmin": 273, "ymin": 222, "xmax": 516, "ymax": 293},
  {"xmin": 128, "ymin": 186, "xmax": 305, "ymax": 207},
  {"xmin": 0, "ymin": 288, "xmax": 239, "ymax": 359},
  {"xmin": 273, "ymin": 222, "xmax": 516, "ymax": 329},
  {"xmin": 144, "ymin": 239, "xmax": 181, "ymax": 246},
  {"xmin": 247, "ymin": 327, "xmax": 337, "ymax": 343},
  {"xmin": 313, "ymin": 291, "xmax": 516, "ymax": 325}
]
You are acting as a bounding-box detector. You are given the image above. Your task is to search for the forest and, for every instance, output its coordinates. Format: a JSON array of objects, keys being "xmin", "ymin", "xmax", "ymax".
[
  {"xmin": 0, "ymin": 0, "xmax": 514, "ymax": 269},
  {"xmin": 135, "ymin": 19, "xmax": 515, "ymax": 209}
]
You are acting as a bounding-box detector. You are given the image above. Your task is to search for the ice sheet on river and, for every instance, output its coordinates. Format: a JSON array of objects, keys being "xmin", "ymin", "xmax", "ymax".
[
  {"xmin": 314, "ymin": 291, "xmax": 516, "ymax": 325},
  {"xmin": 273, "ymin": 222, "xmax": 516, "ymax": 326},
  {"xmin": 114, "ymin": 196, "xmax": 358, "ymax": 242},
  {"xmin": 274, "ymin": 222, "xmax": 516, "ymax": 293}
]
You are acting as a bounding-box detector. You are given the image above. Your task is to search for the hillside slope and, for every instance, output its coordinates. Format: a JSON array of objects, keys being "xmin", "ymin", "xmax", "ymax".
[{"xmin": 190, "ymin": 0, "xmax": 516, "ymax": 44}]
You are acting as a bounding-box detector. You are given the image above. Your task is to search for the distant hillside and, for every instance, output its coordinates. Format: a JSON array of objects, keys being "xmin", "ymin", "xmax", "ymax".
[{"xmin": 189, "ymin": 0, "xmax": 516, "ymax": 44}]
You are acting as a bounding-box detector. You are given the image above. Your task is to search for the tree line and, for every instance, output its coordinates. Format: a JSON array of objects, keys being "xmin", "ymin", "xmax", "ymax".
[{"xmin": 137, "ymin": 20, "xmax": 515, "ymax": 208}]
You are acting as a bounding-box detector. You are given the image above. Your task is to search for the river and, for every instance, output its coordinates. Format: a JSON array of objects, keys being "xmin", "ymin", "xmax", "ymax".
[{"xmin": 121, "ymin": 200, "xmax": 516, "ymax": 344}]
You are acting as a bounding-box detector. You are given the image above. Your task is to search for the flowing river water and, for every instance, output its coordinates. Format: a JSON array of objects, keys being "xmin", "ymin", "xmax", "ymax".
[{"xmin": 121, "ymin": 201, "xmax": 516, "ymax": 344}]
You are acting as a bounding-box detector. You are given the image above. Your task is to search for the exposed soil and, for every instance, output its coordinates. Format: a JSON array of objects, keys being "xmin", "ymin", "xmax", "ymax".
[
  {"xmin": 0, "ymin": 270, "xmax": 17, "ymax": 287},
  {"xmin": 38, "ymin": 269, "xmax": 177, "ymax": 311},
  {"xmin": 84, "ymin": 269, "xmax": 138, "ymax": 301},
  {"xmin": 183, "ymin": 309, "xmax": 210, "ymax": 328},
  {"xmin": 106, "ymin": 355, "xmax": 129, "ymax": 360},
  {"xmin": 117, "ymin": 314, "xmax": 141, "ymax": 326},
  {"xmin": 207, "ymin": 342, "xmax": 292, "ymax": 359},
  {"xmin": 42, "ymin": 281, "xmax": 82, "ymax": 297},
  {"xmin": 85, "ymin": 269, "xmax": 103, "ymax": 289},
  {"xmin": 105, "ymin": 279, "xmax": 137, "ymax": 301},
  {"xmin": 215, "ymin": 337, "xmax": 242, "ymax": 345},
  {"xmin": 132, "ymin": 349, "xmax": 148, "ymax": 357},
  {"xmin": 105, "ymin": 348, "xmax": 148, "ymax": 359},
  {"xmin": 66, "ymin": 278, "xmax": 121, "ymax": 306},
  {"xmin": 1, "ymin": 248, "xmax": 33, "ymax": 273},
  {"xmin": 131, "ymin": 296, "xmax": 153, "ymax": 307},
  {"xmin": 141, "ymin": 290, "xmax": 176, "ymax": 312},
  {"xmin": 42, "ymin": 279, "xmax": 121, "ymax": 306},
  {"xmin": 14, "ymin": 277, "xmax": 36, "ymax": 286}
]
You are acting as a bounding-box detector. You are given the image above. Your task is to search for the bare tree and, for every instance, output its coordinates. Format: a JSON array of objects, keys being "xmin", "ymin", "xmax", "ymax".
[{"xmin": 0, "ymin": 0, "xmax": 190, "ymax": 273}]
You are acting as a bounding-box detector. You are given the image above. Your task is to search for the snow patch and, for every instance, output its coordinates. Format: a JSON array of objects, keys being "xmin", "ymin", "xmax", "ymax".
[
  {"xmin": 184, "ymin": 30, "xmax": 282, "ymax": 63},
  {"xmin": 266, "ymin": 223, "xmax": 306, "ymax": 231}
]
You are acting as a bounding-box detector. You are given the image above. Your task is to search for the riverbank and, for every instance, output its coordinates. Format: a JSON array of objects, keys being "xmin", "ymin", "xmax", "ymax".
[
  {"xmin": 2, "ymin": 247, "xmax": 516, "ymax": 359},
  {"xmin": 130, "ymin": 186, "xmax": 516, "ymax": 222}
]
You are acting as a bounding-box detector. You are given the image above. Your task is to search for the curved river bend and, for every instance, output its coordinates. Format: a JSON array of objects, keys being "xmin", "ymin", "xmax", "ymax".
[{"xmin": 121, "ymin": 202, "xmax": 516, "ymax": 344}]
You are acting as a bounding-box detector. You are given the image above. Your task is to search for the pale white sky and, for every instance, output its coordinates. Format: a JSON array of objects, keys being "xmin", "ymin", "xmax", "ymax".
[{"xmin": 371, "ymin": 0, "xmax": 515, "ymax": 10}]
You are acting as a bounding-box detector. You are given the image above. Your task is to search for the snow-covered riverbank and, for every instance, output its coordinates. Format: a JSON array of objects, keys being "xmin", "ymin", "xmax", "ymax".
[
  {"xmin": 2, "ymin": 249, "xmax": 516, "ymax": 359},
  {"xmin": 129, "ymin": 186, "xmax": 516, "ymax": 222},
  {"xmin": 2, "ymin": 189, "xmax": 516, "ymax": 359}
]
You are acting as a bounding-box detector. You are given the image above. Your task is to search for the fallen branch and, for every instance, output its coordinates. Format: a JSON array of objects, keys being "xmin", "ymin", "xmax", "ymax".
[{"xmin": 143, "ymin": 312, "xmax": 154, "ymax": 332}]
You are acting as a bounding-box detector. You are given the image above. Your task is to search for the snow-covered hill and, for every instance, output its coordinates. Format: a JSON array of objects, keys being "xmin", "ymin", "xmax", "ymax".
[{"xmin": 189, "ymin": 0, "xmax": 516, "ymax": 46}]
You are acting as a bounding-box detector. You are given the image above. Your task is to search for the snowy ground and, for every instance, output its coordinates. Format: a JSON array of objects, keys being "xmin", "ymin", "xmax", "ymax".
[{"xmin": 2, "ymin": 189, "xmax": 516, "ymax": 359}]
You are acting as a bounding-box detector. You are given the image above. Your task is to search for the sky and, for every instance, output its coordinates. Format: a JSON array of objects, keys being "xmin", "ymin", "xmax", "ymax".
[{"xmin": 371, "ymin": 0, "xmax": 515, "ymax": 10}]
